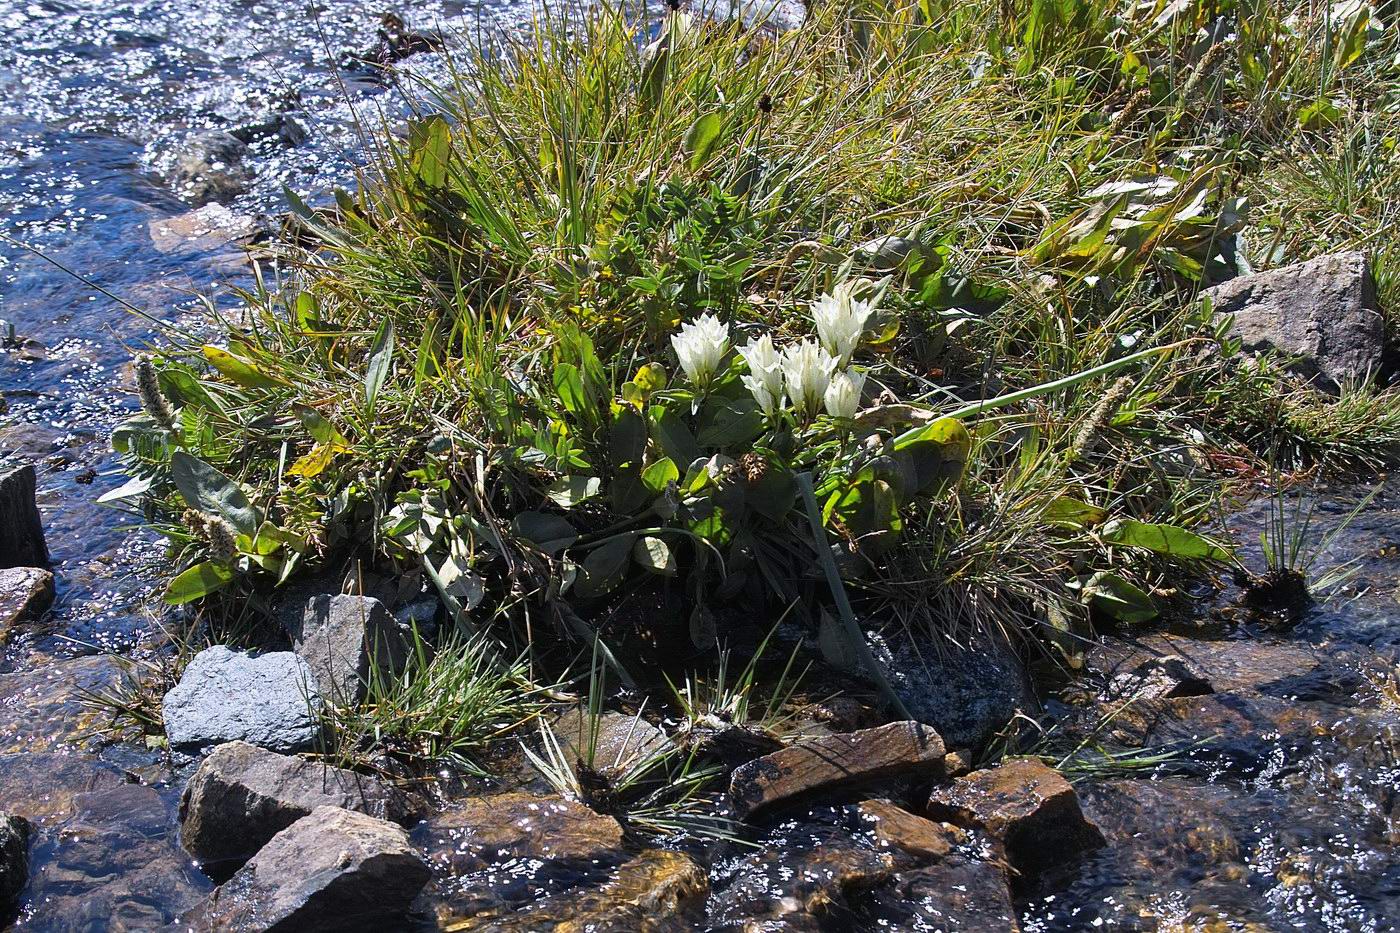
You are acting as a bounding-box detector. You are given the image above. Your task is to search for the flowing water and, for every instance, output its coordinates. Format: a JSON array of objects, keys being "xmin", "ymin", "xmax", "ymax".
[{"xmin": 2, "ymin": 2, "xmax": 1398, "ymax": 930}]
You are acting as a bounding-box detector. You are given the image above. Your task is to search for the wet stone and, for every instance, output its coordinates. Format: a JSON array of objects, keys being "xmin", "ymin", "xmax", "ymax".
[
  {"xmin": 146, "ymin": 204, "xmax": 261, "ymax": 256},
  {"xmin": 729, "ymin": 720, "xmax": 945, "ymax": 819},
  {"xmin": 552, "ymin": 708, "xmax": 672, "ymax": 781},
  {"xmin": 292, "ymin": 594, "xmax": 408, "ymax": 706},
  {"xmin": 167, "ymin": 130, "xmax": 251, "ymax": 206},
  {"xmin": 179, "ymin": 740, "xmax": 413, "ymax": 876},
  {"xmin": 178, "ymin": 805, "xmax": 428, "ymax": 932},
  {"xmin": 0, "ymin": 463, "xmax": 48, "ymax": 568},
  {"xmin": 162, "ymin": 646, "xmax": 322, "ymax": 753},
  {"xmin": 0, "ymin": 655, "xmax": 124, "ymax": 754},
  {"xmin": 0, "ymin": 812, "xmax": 30, "ymax": 913},
  {"xmin": 0, "ymin": 566, "xmax": 54, "ymax": 635},
  {"xmin": 857, "ymin": 855, "xmax": 1020, "ymax": 931},
  {"xmin": 879, "ymin": 635, "xmax": 1035, "ymax": 748},
  {"xmin": 415, "ymin": 791, "xmax": 626, "ymax": 924},
  {"xmin": 855, "ymin": 798, "xmax": 966, "ymax": 861},
  {"xmin": 926, "ymin": 757, "xmax": 1105, "ymax": 881}
]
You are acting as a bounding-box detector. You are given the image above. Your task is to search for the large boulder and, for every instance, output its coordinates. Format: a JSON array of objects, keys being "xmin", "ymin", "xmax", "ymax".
[
  {"xmin": 0, "ymin": 566, "xmax": 54, "ymax": 636},
  {"xmin": 0, "ymin": 464, "xmax": 47, "ymax": 568},
  {"xmin": 162, "ymin": 647, "xmax": 321, "ymax": 753},
  {"xmin": 177, "ymin": 806, "xmax": 429, "ymax": 932},
  {"xmin": 925, "ymin": 757, "xmax": 1105, "ymax": 880},
  {"xmin": 292, "ymin": 594, "xmax": 408, "ymax": 706},
  {"xmin": 179, "ymin": 741, "xmax": 413, "ymax": 876},
  {"xmin": 1205, "ymin": 250, "xmax": 1383, "ymax": 391},
  {"xmin": 729, "ymin": 720, "xmax": 945, "ymax": 819},
  {"xmin": 0, "ymin": 812, "xmax": 29, "ymax": 915}
]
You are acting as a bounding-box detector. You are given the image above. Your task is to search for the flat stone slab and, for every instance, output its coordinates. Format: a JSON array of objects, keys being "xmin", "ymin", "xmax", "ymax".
[
  {"xmin": 856, "ymin": 798, "xmax": 966, "ymax": 861},
  {"xmin": 729, "ymin": 720, "xmax": 945, "ymax": 819},
  {"xmin": 0, "ymin": 567, "xmax": 54, "ymax": 635},
  {"xmin": 180, "ymin": 741, "xmax": 412, "ymax": 875},
  {"xmin": 926, "ymin": 757, "xmax": 1104, "ymax": 879},
  {"xmin": 162, "ymin": 647, "xmax": 322, "ymax": 752},
  {"xmin": 417, "ymin": 792, "xmax": 625, "ymax": 877},
  {"xmin": 179, "ymin": 806, "xmax": 429, "ymax": 932},
  {"xmin": 1205, "ymin": 250, "xmax": 1382, "ymax": 391}
]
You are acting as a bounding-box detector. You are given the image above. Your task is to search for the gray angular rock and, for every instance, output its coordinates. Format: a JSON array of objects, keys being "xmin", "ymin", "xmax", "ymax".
[
  {"xmin": 0, "ymin": 811, "xmax": 30, "ymax": 912},
  {"xmin": 0, "ymin": 464, "xmax": 47, "ymax": 569},
  {"xmin": 1205, "ymin": 251, "xmax": 1382, "ymax": 392},
  {"xmin": 729, "ymin": 721, "xmax": 945, "ymax": 819},
  {"xmin": 180, "ymin": 741, "xmax": 413, "ymax": 875},
  {"xmin": 162, "ymin": 647, "xmax": 321, "ymax": 752},
  {"xmin": 880, "ymin": 636, "xmax": 1035, "ymax": 749},
  {"xmin": 178, "ymin": 806, "xmax": 430, "ymax": 932},
  {"xmin": 0, "ymin": 566, "xmax": 54, "ymax": 636},
  {"xmin": 552, "ymin": 708, "xmax": 671, "ymax": 782},
  {"xmin": 293, "ymin": 594, "xmax": 408, "ymax": 706}
]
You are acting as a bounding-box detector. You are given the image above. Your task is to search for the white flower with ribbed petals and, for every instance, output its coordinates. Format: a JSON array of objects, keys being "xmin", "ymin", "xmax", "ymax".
[
  {"xmin": 824, "ymin": 368, "xmax": 866, "ymax": 420},
  {"xmin": 782, "ymin": 339, "xmax": 836, "ymax": 422},
  {"xmin": 811, "ymin": 291, "xmax": 874, "ymax": 367},
  {"xmin": 738, "ymin": 334, "xmax": 784, "ymax": 415},
  {"xmin": 671, "ymin": 314, "xmax": 730, "ymax": 390}
]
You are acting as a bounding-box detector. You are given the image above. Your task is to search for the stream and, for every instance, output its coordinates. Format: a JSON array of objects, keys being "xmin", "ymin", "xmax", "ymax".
[{"xmin": 1, "ymin": 2, "xmax": 1398, "ymax": 930}]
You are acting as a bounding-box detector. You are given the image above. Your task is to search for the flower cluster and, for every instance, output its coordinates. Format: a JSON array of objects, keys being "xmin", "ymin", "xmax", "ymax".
[{"xmin": 670, "ymin": 286, "xmax": 875, "ymax": 423}]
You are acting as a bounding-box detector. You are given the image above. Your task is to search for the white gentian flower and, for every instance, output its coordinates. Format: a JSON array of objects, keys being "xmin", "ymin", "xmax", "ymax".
[
  {"xmin": 824, "ymin": 368, "xmax": 866, "ymax": 420},
  {"xmin": 811, "ymin": 289, "xmax": 874, "ymax": 367},
  {"xmin": 782, "ymin": 340, "xmax": 836, "ymax": 422},
  {"xmin": 671, "ymin": 314, "xmax": 730, "ymax": 389},
  {"xmin": 738, "ymin": 334, "xmax": 784, "ymax": 415}
]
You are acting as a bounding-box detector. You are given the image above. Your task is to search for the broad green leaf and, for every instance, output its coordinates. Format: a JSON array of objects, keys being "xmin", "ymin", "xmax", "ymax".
[
  {"xmin": 1083, "ymin": 571, "xmax": 1157, "ymax": 624},
  {"xmin": 576, "ymin": 536, "xmax": 635, "ymax": 598},
  {"xmin": 295, "ymin": 405, "xmax": 349, "ymax": 447},
  {"xmin": 1044, "ymin": 496, "xmax": 1108, "ymax": 528},
  {"xmin": 651, "ymin": 408, "xmax": 700, "ymax": 467},
  {"xmin": 634, "ymin": 363, "xmax": 668, "ymax": 393},
  {"xmin": 365, "ymin": 321, "xmax": 395, "ymax": 408},
  {"xmin": 202, "ymin": 346, "xmax": 280, "ymax": 390},
  {"xmin": 641, "ymin": 458, "xmax": 680, "ymax": 494},
  {"xmin": 817, "ymin": 609, "xmax": 862, "ymax": 673},
  {"xmin": 696, "ymin": 397, "xmax": 764, "ymax": 448},
  {"xmin": 547, "ymin": 475, "xmax": 602, "ymax": 507},
  {"xmin": 170, "ymin": 451, "xmax": 258, "ymax": 535},
  {"xmin": 891, "ymin": 417, "xmax": 970, "ymax": 496},
  {"xmin": 511, "ymin": 512, "xmax": 578, "ymax": 556},
  {"xmin": 1102, "ymin": 518, "xmax": 1231, "ymax": 562},
  {"xmin": 408, "ymin": 116, "xmax": 452, "ymax": 189},
  {"xmin": 164, "ymin": 561, "xmax": 234, "ymax": 604},
  {"xmin": 633, "ymin": 535, "xmax": 677, "ymax": 576},
  {"xmin": 683, "ymin": 112, "xmax": 726, "ymax": 171}
]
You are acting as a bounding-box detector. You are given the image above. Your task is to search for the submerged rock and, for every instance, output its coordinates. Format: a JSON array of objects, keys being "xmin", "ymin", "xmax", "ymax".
[
  {"xmin": 168, "ymin": 131, "xmax": 250, "ymax": 206},
  {"xmin": 162, "ymin": 647, "xmax": 321, "ymax": 753},
  {"xmin": 0, "ymin": 812, "xmax": 30, "ymax": 914},
  {"xmin": 925, "ymin": 757, "xmax": 1105, "ymax": 881},
  {"xmin": 0, "ymin": 566, "xmax": 54, "ymax": 635},
  {"xmin": 856, "ymin": 856, "xmax": 1021, "ymax": 931},
  {"xmin": 729, "ymin": 720, "xmax": 945, "ymax": 819},
  {"xmin": 0, "ymin": 463, "xmax": 47, "ymax": 568},
  {"xmin": 1206, "ymin": 250, "xmax": 1382, "ymax": 391},
  {"xmin": 292, "ymin": 594, "xmax": 407, "ymax": 706},
  {"xmin": 178, "ymin": 806, "xmax": 429, "ymax": 932},
  {"xmin": 179, "ymin": 741, "xmax": 412, "ymax": 876},
  {"xmin": 855, "ymin": 798, "xmax": 966, "ymax": 861},
  {"xmin": 0, "ymin": 655, "xmax": 123, "ymax": 754}
]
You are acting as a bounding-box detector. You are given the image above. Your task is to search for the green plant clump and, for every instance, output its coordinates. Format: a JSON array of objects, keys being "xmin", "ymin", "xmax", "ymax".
[{"xmin": 106, "ymin": 0, "xmax": 1399, "ymax": 791}]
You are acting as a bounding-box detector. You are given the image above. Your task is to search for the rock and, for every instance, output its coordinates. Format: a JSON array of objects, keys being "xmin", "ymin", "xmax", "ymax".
[
  {"xmin": 0, "ymin": 464, "xmax": 47, "ymax": 568},
  {"xmin": 162, "ymin": 647, "xmax": 321, "ymax": 752},
  {"xmin": 292, "ymin": 594, "xmax": 407, "ymax": 706},
  {"xmin": 0, "ymin": 655, "xmax": 124, "ymax": 754},
  {"xmin": 147, "ymin": 204, "xmax": 261, "ymax": 255},
  {"xmin": 0, "ymin": 566, "xmax": 54, "ymax": 634},
  {"xmin": 178, "ymin": 806, "xmax": 429, "ymax": 932},
  {"xmin": 856, "ymin": 798, "xmax": 966, "ymax": 861},
  {"xmin": 729, "ymin": 720, "xmax": 945, "ymax": 819},
  {"xmin": 925, "ymin": 757, "xmax": 1105, "ymax": 880},
  {"xmin": 1205, "ymin": 250, "xmax": 1382, "ymax": 391},
  {"xmin": 0, "ymin": 752, "xmax": 130, "ymax": 825},
  {"xmin": 1089, "ymin": 634, "xmax": 1321, "ymax": 700},
  {"xmin": 179, "ymin": 741, "xmax": 412, "ymax": 876},
  {"xmin": 0, "ymin": 812, "xmax": 30, "ymax": 912},
  {"xmin": 879, "ymin": 635, "xmax": 1035, "ymax": 749},
  {"xmin": 856, "ymin": 856, "xmax": 1021, "ymax": 931},
  {"xmin": 417, "ymin": 792, "xmax": 624, "ymax": 878},
  {"xmin": 168, "ymin": 131, "xmax": 251, "ymax": 206},
  {"xmin": 552, "ymin": 708, "xmax": 672, "ymax": 781}
]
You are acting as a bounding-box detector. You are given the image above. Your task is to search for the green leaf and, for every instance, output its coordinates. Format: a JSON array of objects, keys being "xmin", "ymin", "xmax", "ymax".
[
  {"xmin": 408, "ymin": 115, "xmax": 452, "ymax": 189},
  {"xmin": 170, "ymin": 451, "xmax": 259, "ymax": 535},
  {"xmin": 891, "ymin": 417, "xmax": 971, "ymax": 496},
  {"xmin": 633, "ymin": 535, "xmax": 677, "ymax": 576},
  {"xmin": 365, "ymin": 321, "xmax": 395, "ymax": 408},
  {"xmin": 683, "ymin": 111, "xmax": 726, "ymax": 171},
  {"xmin": 696, "ymin": 397, "xmax": 764, "ymax": 448},
  {"xmin": 511, "ymin": 512, "xmax": 579, "ymax": 556},
  {"xmin": 1101, "ymin": 518, "xmax": 1231, "ymax": 562},
  {"xmin": 164, "ymin": 561, "xmax": 234, "ymax": 605},
  {"xmin": 547, "ymin": 475, "xmax": 602, "ymax": 507},
  {"xmin": 97, "ymin": 474, "xmax": 153, "ymax": 504},
  {"xmin": 576, "ymin": 536, "xmax": 635, "ymax": 598},
  {"xmin": 651, "ymin": 407, "xmax": 700, "ymax": 466},
  {"xmin": 1083, "ymin": 571, "xmax": 1157, "ymax": 623},
  {"xmin": 641, "ymin": 458, "xmax": 680, "ymax": 494},
  {"xmin": 1044, "ymin": 496, "xmax": 1108, "ymax": 529},
  {"xmin": 295, "ymin": 405, "xmax": 349, "ymax": 446}
]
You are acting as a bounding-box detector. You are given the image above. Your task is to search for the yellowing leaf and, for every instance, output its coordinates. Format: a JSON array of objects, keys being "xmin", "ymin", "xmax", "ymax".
[{"xmin": 201, "ymin": 345, "xmax": 282, "ymax": 390}]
